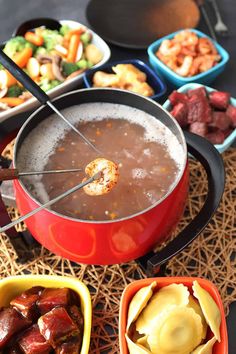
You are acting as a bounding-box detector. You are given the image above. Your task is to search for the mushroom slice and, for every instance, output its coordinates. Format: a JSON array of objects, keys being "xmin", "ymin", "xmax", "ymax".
[
  {"xmin": 127, "ymin": 281, "xmax": 156, "ymax": 331},
  {"xmin": 76, "ymin": 42, "xmax": 83, "ymax": 62},
  {"xmin": 125, "ymin": 334, "xmax": 151, "ymax": 354},
  {"xmin": 52, "ymin": 55, "xmax": 66, "ymax": 82},
  {"xmin": 147, "ymin": 307, "xmax": 203, "ymax": 354},
  {"xmin": 192, "ymin": 281, "xmax": 221, "ymax": 342},
  {"xmin": 136, "ymin": 283, "xmax": 189, "ymax": 334},
  {"xmin": 191, "ymin": 336, "xmax": 217, "ymax": 354},
  {"xmin": 0, "ymin": 87, "xmax": 8, "ymax": 99}
]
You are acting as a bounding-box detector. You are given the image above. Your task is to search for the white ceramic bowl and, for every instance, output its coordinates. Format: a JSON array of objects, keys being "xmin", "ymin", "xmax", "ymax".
[{"xmin": 0, "ymin": 20, "xmax": 111, "ymax": 123}]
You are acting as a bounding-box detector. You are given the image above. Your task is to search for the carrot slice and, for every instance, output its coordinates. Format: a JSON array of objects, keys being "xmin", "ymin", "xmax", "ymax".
[
  {"xmin": 67, "ymin": 34, "xmax": 80, "ymax": 63},
  {"xmin": 0, "ymin": 97, "xmax": 25, "ymax": 106},
  {"xmin": 25, "ymin": 31, "xmax": 44, "ymax": 46},
  {"xmin": 64, "ymin": 28, "xmax": 84, "ymax": 42},
  {"xmin": 13, "ymin": 47, "xmax": 33, "ymax": 68}
]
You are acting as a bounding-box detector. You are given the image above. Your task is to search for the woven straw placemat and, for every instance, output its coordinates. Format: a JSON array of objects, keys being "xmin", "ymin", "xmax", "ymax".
[{"xmin": 0, "ymin": 146, "xmax": 235, "ymax": 354}]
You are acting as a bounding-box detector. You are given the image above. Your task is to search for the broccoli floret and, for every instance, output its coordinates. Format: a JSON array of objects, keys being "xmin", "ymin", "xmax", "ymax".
[
  {"xmin": 62, "ymin": 62, "xmax": 78, "ymax": 76},
  {"xmin": 6, "ymin": 85, "xmax": 23, "ymax": 97},
  {"xmin": 86, "ymin": 60, "xmax": 93, "ymax": 68},
  {"xmin": 80, "ymin": 32, "xmax": 92, "ymax": 45},
  {"xmin": 76, "ymin": 59, "xmax": 89, "ymax": 69},
  {"xmin": 60, "ymin": 24, "xmax": 70, "ymax": 36},
  {"xmin": 41, "ymin": 29, "xmax": 63, "ymax": 51},
  {"xmin": 34, "ymin": 46, "xmax": 48, "ymax": 56},
  {"xmin": 3, "ymin": 36, "xmax": 36, "ymax": 58},
  {"xmin": 38, "ymin": 78, "xmax": 61, "ymax": 92}
]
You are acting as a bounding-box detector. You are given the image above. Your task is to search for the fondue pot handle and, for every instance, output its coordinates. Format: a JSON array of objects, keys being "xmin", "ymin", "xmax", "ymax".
[{"xmin": 138, "ymin": 131, "xmax": 225, "ymax": 276}]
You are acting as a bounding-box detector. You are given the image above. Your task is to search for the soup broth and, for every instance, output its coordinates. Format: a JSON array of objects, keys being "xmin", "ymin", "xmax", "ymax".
[{"xmin": 17, "ymin": 103, "xmax": 185, "ymax": 221}]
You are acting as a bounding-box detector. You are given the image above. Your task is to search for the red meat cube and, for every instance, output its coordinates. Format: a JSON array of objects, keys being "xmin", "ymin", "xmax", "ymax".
[
  {"xmin": 38, "ymin": 288, "xmax": 70, "ymax": 315},
  {"xmin": 55, "ymin": 339, "xmax": 80, "ymax": 354},
  {"xmin": 209, "ymin": 91, "xmax": 230, "ymax": 110},
  {"xmin": 170, "ymin": 102, "xmax": 188, "ymax": 127},
  {"xmin": 38, "ymin": 307, "xmax": 79, "ymax": 348},
  {"xmin": 206, "ymin": 130, "xmax": 225, "ymax": 144},
  {"xmin": 223, "ymin": 128, "xmax": 233, "ymax": 139},
  {"xmin": 10, "ymin": 289, "xmax": 42, "ymax": 320},
  {"xmin": 189, "ymin": 122, "xmax": 208, "ymax": 137},
  {"xmin": 22, "ymin": 287, "xmax": 44, "ymax": 297},
  {"xmin": 211, "ymin": 111, "xmax": 231, "ymax": 131},
  {"xmin": 226, "ymin": 104, "xmax": 236, "ymax": 127},
  {"xmin": 169, "ymin": 91, "xmax": 188, "ymax": 105},
  {"xmin": 19, "ymin": 325, "xmax": 52, "ymax": 354},
  {"xmin": 187, "ymin": 86, "xmax": 207, "ymax": 98},
  {"xmin": 0, "ymin": 308, "xmax": 31, "ymax": 349},
  {"xmin": 5, "ymin": 345, "xmax": 22, "ymax": 353},
  {"xmin": 187, "ymin": 95, "xmax": 212, "ymax": 123}
]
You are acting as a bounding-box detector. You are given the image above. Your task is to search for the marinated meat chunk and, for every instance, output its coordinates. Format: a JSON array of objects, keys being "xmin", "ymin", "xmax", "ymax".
[
  {"xmin": 55, "ymin": 339, "xmax": 80, "ymax": 354},
  {"xmin": 37, "ymin": 288, "xmax": 70, "ymax": 315},
  {"xmin": 68, "ymin": 306, "xmax": 83, "ymax": 349},
  {"xmin": 38, "ymin": 307, "xmax": 79, "ymax": 348},
  {"xmin": 170, "ymin": 102, "xmax": 188, "ymax": 127},
  {"xmin": 187, "ymin": 94, "xmax": 212, "ymax": 123},
  {"xmin": 226, "ymin": 104, "xmax": 236, "ymax": 127},
  {"xmin": 206, "ymin": 130, "xmax": 225, "ymax": 144},
  {"xmin": 19, "ymin": 325, "xmax": 51, "ymax": 354},
  {"xmin": 209, "ymin": 91, "xmax": 230, "ymax": 110},
  {"xmin": 189, "ymin": 122, "xmax": 208, "ymax": 137},
  {"xmin": 10, "ymin": 289, "xmax": 42, "ymax": 320},
  {"xmin": 5, "ymin": 345, "xmax": 22, "ymax": 353},
  {"xmin": 223, "ymin": 128, "xmax": 233, "ymax": 139},
  {"xmin": 169, "ymin": 91, "xmax": 188, "ymax": 106},
  {"xmin": 0, "ymin": 308, "xmax": 31, "ymax": 349},
  {"xmin": 22, "ymin": 287, "xmax": 44, "ymax": 296},
  {"xmin": 187, "ymin": 86, "xmax": 207, "ymax": 98},
  {"xmin": 211, "ymin": 111, "xmax": 231, "ymax": 131}
]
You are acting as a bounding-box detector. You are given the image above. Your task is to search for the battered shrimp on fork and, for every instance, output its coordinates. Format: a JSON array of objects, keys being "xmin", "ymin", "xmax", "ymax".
[{"xmin": 83, "ymin": 158, "xmax": 119, "ymax": 196}]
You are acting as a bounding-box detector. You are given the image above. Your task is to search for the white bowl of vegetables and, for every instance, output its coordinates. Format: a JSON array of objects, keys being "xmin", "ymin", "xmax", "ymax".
[{"xmin": 0, "ymin": 20, "xmax": 111, "ymax": 122}]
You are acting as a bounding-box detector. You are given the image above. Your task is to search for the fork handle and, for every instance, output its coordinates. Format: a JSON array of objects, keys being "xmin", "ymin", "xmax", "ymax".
[{"xmin": 208, "ymin": 0, "xmax": 224, "ymax": 22}]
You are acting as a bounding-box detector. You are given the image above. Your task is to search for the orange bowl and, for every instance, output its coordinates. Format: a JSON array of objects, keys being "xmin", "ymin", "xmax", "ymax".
[{"xmin": 119, "ymin": 277, "xmax": 228, "ymax": 354}]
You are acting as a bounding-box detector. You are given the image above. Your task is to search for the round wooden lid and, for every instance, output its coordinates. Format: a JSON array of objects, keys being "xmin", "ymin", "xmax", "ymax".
[{"xmin": 86, "ymin": 0, "xmax": 200, "ymax": 49}]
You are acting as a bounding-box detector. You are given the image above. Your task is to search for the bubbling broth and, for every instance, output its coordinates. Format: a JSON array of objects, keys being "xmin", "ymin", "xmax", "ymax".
[{"xmin": 17, "ymin": 103, "xmax": 185, "ymax": 221}]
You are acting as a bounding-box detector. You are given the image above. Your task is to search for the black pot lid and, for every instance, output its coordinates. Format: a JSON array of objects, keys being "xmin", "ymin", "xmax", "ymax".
[{"xmin": 86, "ymin": 0, "xmax": 200, "ymax": 49}]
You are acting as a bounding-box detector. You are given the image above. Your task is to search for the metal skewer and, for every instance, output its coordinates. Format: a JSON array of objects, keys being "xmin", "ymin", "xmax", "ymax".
[
  {"xmin": 0, "ymin": 171, "xmax": 102, "ymax": 233},
  {"xmin": 0, "ymin": 167, "xmax": 83, "ymax": 181},
  {"xmin": 0, "ymin": 49, "xmax": 101, "ymax": 154}
]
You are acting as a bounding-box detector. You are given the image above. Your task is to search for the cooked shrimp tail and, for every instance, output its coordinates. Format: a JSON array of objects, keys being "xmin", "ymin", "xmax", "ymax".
[{"xmin": 83, "ymin": 158, "xmax": 119, "ymax": 196}]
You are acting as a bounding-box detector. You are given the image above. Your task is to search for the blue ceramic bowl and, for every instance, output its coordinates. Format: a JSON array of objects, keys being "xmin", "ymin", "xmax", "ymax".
[
  {"xmin": 163, "ymin": 83, "xmax": 236, "ymax": 154},
  {"xmin": 83, "ymin": 59, "xmax": 166, "ymax": 100},
  {"xmin": 148, "ymin": 29, "xmax": 229, "ymax": 87}
]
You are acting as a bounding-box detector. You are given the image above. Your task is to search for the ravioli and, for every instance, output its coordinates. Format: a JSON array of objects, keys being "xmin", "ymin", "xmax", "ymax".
[
  {"xmin": 188, "ymin": 295, "xmax": 208, "ymax": 339},
  {"xmin": 125, "ymin": 334, "xmax": 151, "ymax": 354},
  {"xmin": 136, "ymin": 283, "xmax": 190, "ymax": 334},
  {"xmin": 192, "ymin": 281, "xmax": 221, "ymax": 342},
  {"xmin": 127, "ymin": 281, "xmax": 156, "ymax": 330},
  {"xmin": 191, "ymin": 336, "xmax": 217, "ymax": 354},
  {"xmin": 147, "ymin": 307, "xmax": 203, "ymax": 354},
  {"xmin": 136, "ymin": 335, "xmax": 149, "ymax": 349}
]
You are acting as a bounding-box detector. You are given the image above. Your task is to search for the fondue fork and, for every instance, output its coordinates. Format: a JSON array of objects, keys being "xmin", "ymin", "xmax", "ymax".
[
  {"xmin": 0, "ymin": 171, "xmax": 102, "ymax": 233},
  {"xmin": 0, "ymin": 167, "xmax": 83, "ymax": 181},
  {"xmin": 0, "ymin": 49, "xmax": 101, "ymax": 154}
]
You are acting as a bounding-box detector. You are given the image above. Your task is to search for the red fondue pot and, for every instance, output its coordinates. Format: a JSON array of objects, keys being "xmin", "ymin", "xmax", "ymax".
[{"xmin": 0, "ymin": 89, "xmax": 224, "ymax": 272}]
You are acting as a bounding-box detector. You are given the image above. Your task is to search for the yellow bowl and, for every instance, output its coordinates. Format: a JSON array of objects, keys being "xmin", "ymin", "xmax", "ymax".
[{"xmin": 0, "ymin": 275, "xmax": 92, "ymax": 354}]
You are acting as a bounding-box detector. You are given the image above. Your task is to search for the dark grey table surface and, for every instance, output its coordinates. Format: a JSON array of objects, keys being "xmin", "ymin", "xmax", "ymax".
[{"xmin": 0, "ymin": 0, "xmax": 235, "ymax": 352}]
